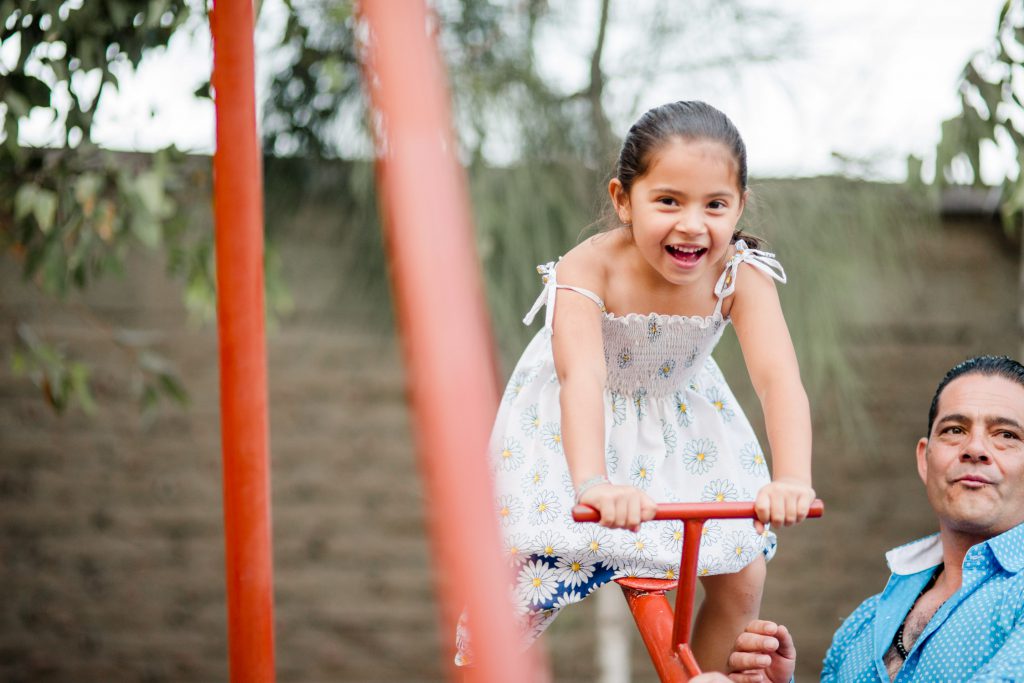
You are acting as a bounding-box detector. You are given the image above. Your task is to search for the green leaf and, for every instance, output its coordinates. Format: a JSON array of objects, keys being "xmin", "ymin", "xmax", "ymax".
[
  {"xmin": 3, "ymin": 115, "xmax": 22, "ymax": 163},
  {"xmin": 146, "ymin": 0, "xmax": 171, "ymax": 28},
  {"xmin": 11, "ymin": 350, "xmax": 27, "ymax": 374},
  {"xmin": 107, "ymin": 0, "xmax": 129, "ymax": 27},
  {"xmin": 0, "ymin": 1, "xmax": 14, "ymax": 25},
  {"xmin": 78, "ymin": 36, "xmax": 99, "ymax": 71},
  {"xmin": 14, "ymin": 183, "xmax": 38, "ymax": 220},
  {"xmin": 69, "ymin": 362, "xmax": 96, "ymax": 414},
  {"xmin": 32, "ymin": 188, "xmax": 58, "ymax": 233},
  {"xmin": 906, "ymin": 155, "xmax": 923, "ymax": 185},
  {"xmin": 130, "ymin": 214, "xmax": 161, "ymax": 248},
  {"xmin": 133, "ymin": 170, "xmax": 167, "ymax": 216},
  {"xmin": 74, "ymin": 172, "xmax": 102, "ymax": 216},
  {"xmin": 4, "ymin": 91, "xmax": 30, "ymax": 117},
  {"xmin": 158, "ymin": 372, "xmax": 189, "ymax": 406},
  {"xmin": 140, "ymin": 383, "xmax": 159, "ymax": 414},
  {"xmin": 139, "ymin": 350, "xmax": 172, "ymax": 374}
]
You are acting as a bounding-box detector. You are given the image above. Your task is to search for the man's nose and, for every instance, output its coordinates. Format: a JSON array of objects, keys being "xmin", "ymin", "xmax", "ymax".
[{"xmin": 961, "ymin": 431, "xmax": 990, "ymax": 462}]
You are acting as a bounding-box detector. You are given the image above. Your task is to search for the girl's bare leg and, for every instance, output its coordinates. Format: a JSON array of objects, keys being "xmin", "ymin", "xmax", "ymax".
[{"xmin": 691, "ymin": 555, "xmax": 766, "ymax": 672}]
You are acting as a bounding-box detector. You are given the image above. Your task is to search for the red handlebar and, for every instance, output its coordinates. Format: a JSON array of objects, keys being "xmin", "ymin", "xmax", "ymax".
[{"xmin": 571, "ymin": 499, "xmax": 825, "ymax": 523}]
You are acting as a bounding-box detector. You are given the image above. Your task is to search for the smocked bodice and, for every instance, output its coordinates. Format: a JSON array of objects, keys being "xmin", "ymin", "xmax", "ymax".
[
  {"xmin": 522, "ymin": 239, "xmax": 785, "ymax": 399},
  {"xmin": 600, "ymin": 312, "xmax": 727, "ymax": 398}
]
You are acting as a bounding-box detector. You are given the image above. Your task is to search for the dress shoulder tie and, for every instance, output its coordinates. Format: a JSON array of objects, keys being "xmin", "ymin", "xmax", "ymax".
[
  {"xmin": 523, "ymin": 260, "xmax": 607, "ymax": 331},
  {"xmin": 713, "ymin": 239, "xmax": 787, "ymax": 317}
]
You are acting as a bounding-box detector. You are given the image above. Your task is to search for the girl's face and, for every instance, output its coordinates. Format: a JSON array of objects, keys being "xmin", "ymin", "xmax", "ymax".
[{"xmin": 610, "ymin": 137, "xmax": 745, "ymax": 288}]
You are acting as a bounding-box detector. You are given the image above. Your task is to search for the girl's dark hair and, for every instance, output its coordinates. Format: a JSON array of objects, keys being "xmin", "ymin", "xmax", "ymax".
[
  {"xmin": 613, "ymin": 100, "xmax": 760, "ymax": 247},
  {"xmin": 927, "ymin": 355, "xmax": 1024, "ymax": 434}
]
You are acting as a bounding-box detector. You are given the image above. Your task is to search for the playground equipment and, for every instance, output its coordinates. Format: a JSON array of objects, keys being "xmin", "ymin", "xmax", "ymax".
[
  {"xmin": 210, "ymin": 1, "xmax": 275, "ymax": 682},
  {"xmin": 574, "ymin": 501, "xmax": 824, "ymax": 682},
  {"xmin": 208, "ymin": 1, "xmax": 823, "ymax": 681},
  {"xmin": 357, "ymin": 3, "xmax": 538, "ymax": 683}
]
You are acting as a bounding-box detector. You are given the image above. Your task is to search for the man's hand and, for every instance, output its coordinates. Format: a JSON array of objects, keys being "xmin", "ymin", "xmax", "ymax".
[
  {"xmin": 754, "ymin": 478, "xmax": 815, "ymax": 529},
  {"xmin": 727, "ymin": 620, "xmax": 796, "ymax": 683},
  {"xmin": 577, "ymin": 483, "xmax": 657, "ymax": 533},
  {"xmin": 690, "ymin": 620, "xmax": 796, "ymax": 683}
]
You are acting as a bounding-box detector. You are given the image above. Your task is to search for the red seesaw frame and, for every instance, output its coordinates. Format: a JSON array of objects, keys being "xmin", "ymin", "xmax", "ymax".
[{"xmin": 572, "ymin": 500, "xmax": 825, "ymax": 682}]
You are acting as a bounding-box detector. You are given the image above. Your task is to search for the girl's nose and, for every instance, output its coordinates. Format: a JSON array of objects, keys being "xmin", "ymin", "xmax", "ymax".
[{"xmin": 674, "ymin": 209, "xmax": 703, "ymax": 234}]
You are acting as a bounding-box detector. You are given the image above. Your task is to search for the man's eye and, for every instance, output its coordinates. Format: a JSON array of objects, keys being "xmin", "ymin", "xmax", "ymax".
[
  {"xmin": 942, "ymin": 426, "xmax": 964, "ymax": 435},
  {"xmin": 999, "ymin": 430, "xmax": 1021, "ymax": 440}
]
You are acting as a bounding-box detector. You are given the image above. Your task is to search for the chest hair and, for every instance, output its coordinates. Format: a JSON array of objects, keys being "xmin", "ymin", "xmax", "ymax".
[{"xmin": 882, "ymin": 591, "xmax": 948, "ymax": 680}]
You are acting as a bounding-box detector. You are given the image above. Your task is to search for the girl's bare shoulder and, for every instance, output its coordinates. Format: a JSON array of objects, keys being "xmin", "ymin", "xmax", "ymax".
[{"xmin": 558, "ymin": 229, "xmax": 630, "ymax": 287}]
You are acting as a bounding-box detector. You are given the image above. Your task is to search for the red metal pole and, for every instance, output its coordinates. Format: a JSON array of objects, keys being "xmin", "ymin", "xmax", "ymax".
[
  {"xmin": 210, "ymin": 2, "xmax": 276, "ymax": 682},
  {"xmin": 620, "ymin": 584, "xmax": 690, "ymax": 682},
  {"xmin": 672, "ymin": 519, "xmax": 706, "ymax": 649},
  {"xmin": 357, "ymin": 3, "xmax": 541, "ymax": 682}
]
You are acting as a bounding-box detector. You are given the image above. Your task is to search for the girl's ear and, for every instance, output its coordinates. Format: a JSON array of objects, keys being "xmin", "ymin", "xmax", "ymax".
[
  {"xmin": 608, "ymin": 178, "xmax": 631, "ymax": 224},
  {"xmin": 737, "ymin": 189, "xmax": 749, "ymax": 219}
]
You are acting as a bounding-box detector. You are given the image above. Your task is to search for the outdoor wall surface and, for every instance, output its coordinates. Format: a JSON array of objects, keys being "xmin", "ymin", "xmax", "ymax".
[{"xmin": 0, "ymin": 174, "xmax": 1019, "ymax": 681}]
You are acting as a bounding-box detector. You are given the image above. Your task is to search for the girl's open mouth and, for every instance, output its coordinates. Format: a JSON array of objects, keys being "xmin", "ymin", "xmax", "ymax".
[{"xmin": 666, "ymin": 244, "xmax": 707, "ymax": 265}]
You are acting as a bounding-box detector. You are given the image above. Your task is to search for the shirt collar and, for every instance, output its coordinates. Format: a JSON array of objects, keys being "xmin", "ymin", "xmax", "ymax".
[
  {"xmin": 988, "ymin": 521, "xmax": 1024, "ymax": 573},
  {"xmin": 885, "ymin": 521, "xmax": 1024, "ymax": 575},
  {"xmin": 886, "ymin": 533, "xmax": 942, "ymax": 575}
]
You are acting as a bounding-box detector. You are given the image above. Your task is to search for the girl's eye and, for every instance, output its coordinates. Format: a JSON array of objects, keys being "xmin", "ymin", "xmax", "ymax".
[
  {"xmin": 707, "ymin": 200, "xmax": 726, "ymax": 210},
  {"xmin": 657, "ymin": 197, "xmax": 677, "ymax": 206}
]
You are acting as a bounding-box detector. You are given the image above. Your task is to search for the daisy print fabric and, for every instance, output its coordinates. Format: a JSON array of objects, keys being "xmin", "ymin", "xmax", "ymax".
[{"xmin": 458, "ymin": 250, "xmax": 784, "ymax": 663}]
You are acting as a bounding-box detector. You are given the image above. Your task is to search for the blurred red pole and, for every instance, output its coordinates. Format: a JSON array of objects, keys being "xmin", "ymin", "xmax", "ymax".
[
  {"xmin": 210, "ymin": 1, "xmax": 276, "ymax": 682},
  {"xmin": 357, "ymin": 3, "xmax": 541, "ymax": 682}
]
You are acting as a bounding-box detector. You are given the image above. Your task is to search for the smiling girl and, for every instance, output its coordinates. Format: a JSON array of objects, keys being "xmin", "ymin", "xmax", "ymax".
[{"xmin": 457, "ymin": 101, "xmax": 814, "ymax": 672}]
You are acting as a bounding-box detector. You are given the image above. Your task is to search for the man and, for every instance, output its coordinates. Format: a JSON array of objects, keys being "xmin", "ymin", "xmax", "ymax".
[{"xmin": 696, "ymin": 355, "xmax": 1024, "ymax": 682}]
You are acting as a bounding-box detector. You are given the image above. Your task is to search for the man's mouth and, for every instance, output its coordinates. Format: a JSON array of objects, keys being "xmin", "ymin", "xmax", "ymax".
[
  {"xmin": 666, "ymin": 244, "xmax": 707, "ymax": 265},
  {"xmin": 953, "ymin": 474, "xmax": 995, "ymax": 488}
]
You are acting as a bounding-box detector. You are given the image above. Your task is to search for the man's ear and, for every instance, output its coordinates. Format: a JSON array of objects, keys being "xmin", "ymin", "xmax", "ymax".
[
  {"xmin": 916, "ymin": 437, "xmax": 929, "ymax": 486},
  {"xmin": 608, "ymin": 178, "xmax": 630, "ymax": 224}
]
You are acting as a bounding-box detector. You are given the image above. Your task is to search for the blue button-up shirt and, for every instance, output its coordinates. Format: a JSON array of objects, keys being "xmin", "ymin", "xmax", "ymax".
[{"xmin": 822, "ymin": 521, "xmax": 1024, "ymax": 682}]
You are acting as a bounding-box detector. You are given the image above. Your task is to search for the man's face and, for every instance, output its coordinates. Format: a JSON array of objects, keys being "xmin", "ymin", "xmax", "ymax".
[{"xmin": 917, "ymin": 373, "xmax": 1024, "ymax": 538}]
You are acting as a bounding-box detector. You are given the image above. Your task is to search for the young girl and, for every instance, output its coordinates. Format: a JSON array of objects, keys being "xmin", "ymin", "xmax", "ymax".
[{"xmin": 457, "ymin": 100, "xmax": 814, "ymax": 672}]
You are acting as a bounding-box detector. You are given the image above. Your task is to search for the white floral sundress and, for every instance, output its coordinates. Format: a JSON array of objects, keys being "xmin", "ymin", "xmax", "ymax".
[{"xmin": 455, "ymin": 240, "xmax": 787, "ymax": 664}]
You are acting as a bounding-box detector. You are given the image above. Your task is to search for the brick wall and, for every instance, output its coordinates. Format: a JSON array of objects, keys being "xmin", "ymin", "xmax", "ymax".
[{"xmin": 0, "ymin": 192, "xmax": 1018, "ymax": 682}]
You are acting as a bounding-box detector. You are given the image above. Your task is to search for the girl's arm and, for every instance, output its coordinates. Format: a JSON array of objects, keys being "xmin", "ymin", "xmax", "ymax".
[
  {"xmin": 552, "ymin": 255, "xmax": 656, "ymax": 532},
  {"xmin": 729, "ymin": 262, "xmax": 814, "ymax": 527}
]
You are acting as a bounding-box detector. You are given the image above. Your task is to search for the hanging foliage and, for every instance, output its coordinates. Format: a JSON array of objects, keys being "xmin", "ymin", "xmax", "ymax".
[
  {"xmin": 0, "ymin": 1, "xmax": 297, "ymax": 415},
  {"xmin": 935, "ymin": 0, "xmax": 1024, "ymax": 237}
]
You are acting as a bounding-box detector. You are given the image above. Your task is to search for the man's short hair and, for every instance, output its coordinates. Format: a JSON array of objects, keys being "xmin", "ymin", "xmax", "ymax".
[{"xmin": 927, "ymin": 355, "xmax": 1024, "ymax": 434}]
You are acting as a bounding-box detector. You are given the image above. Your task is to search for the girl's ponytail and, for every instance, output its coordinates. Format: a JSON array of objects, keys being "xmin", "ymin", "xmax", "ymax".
[{"xmin": 731, "ymin": 229, "xmax": 764, "ymax": 250}]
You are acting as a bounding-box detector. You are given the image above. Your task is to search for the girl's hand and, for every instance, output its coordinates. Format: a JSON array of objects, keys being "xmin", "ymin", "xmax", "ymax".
[
  {"xmin": 578, "ymin": 483, "xmax": 657, "ymax": 533},
  {"xmin": 754, "ymin": 478, "xmax": 815, "ymax": 529}
]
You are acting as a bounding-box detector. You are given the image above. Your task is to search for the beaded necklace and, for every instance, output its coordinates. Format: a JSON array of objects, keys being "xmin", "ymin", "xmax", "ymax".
[{"xmin": 892, "ymin": 564, "xmax": 944, "ymax": 660}]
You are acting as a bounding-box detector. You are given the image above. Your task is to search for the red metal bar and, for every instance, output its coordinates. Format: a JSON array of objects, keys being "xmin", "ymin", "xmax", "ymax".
[
  {"xmin": 672, "ymin": 519, "xmax": 706, "ymax": 648},
  {"xmin": 356, "ymin": 3, "xmax": 541, "ymax": 682},
  {"xmin": 675, "ymin": 645, "xmax": 701, "ymax": 678},
  {"xmin": 210, "ymin": 1, "xmax": 276, "ymax": 682},
  {"xmin": 571, "ymin": 500, "xmax": 825, "ymax": 523},
  {"xmin": 620, "ymin": 583, "xmax": 690, "ymax": 682}
]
